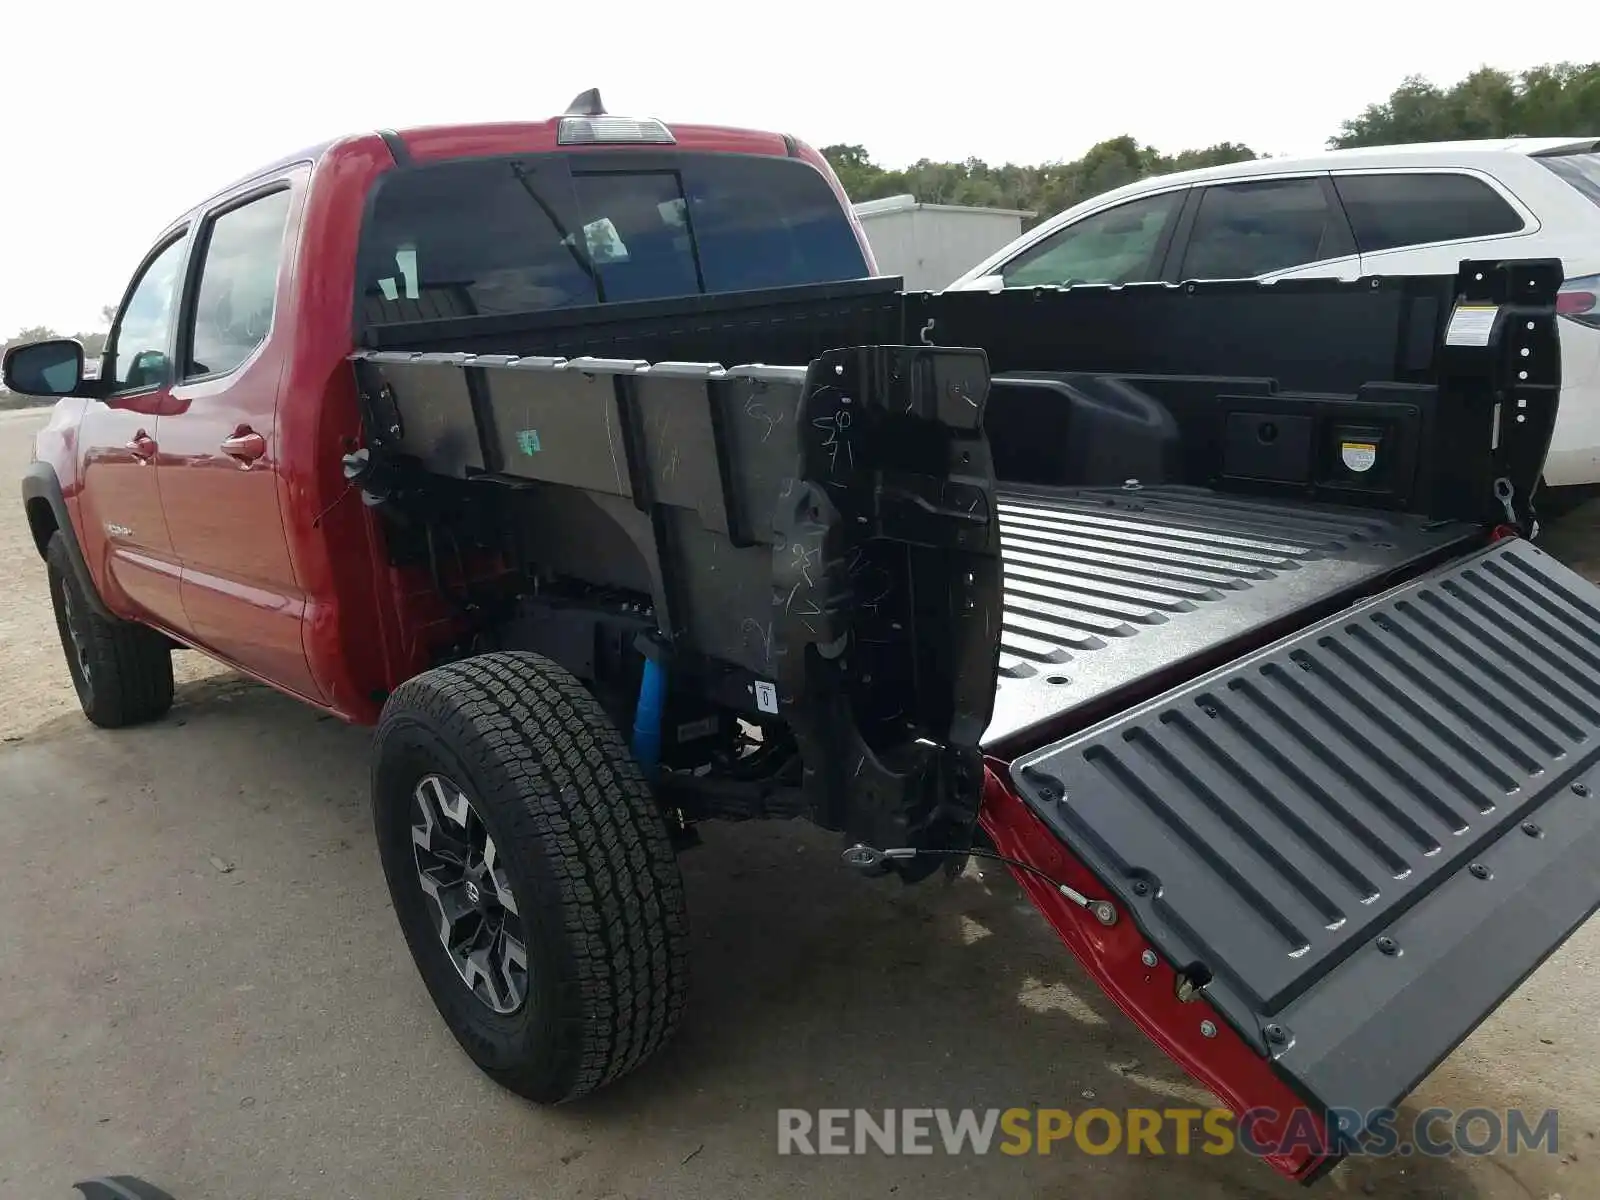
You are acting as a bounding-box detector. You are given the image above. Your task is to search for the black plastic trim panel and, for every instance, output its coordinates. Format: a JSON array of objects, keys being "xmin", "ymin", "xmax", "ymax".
[
  {"xmin": 376, "ymin": 129, "xmax": 411, "ymax": 166},
  {"xmin": 21, "ymin": 460, "xmax": 114, "ymax": 620},
  {"xmin": 1009, "ymin": 537, "xmax": 1600, "ymax": 1124}
]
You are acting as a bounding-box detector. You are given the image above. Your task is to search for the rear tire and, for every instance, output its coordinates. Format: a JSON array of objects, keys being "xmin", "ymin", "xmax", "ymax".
[
  {"xmin": 371, "ymin": 650, "xmax": 690, "ymax": 1104},
  {"xmin": 45, "ymin": 532, "xmax": 174, "ymax": 728}
]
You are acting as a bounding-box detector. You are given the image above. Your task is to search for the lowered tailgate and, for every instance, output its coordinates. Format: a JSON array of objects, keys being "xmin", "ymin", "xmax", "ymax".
[{"xmin": 1007, "ymin": 535, "xmax": 1600, "ymax": 1126}]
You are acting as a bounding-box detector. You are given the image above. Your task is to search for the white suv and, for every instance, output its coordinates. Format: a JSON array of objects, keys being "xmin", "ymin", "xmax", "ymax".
[{"xmin": 947, "ymin": 138, "xmax": 1600, "ymax": 496}]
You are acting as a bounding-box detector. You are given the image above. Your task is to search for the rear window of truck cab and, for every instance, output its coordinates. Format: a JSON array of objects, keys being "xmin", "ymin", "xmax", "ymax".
[{"xmin": 356, "ymin": 152, "xmax": 870, "ymax": 326}]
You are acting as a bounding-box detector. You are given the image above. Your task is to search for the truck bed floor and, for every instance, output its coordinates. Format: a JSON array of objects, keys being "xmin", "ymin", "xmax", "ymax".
[{"xmin": 984, "ymin": 485, "xmax": 1478, "ymax": 748}]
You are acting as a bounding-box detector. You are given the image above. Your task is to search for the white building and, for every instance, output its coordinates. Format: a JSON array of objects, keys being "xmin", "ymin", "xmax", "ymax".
[{"xmin": 852, "ymin": 194, "xmax": 1035, "ymax": 292}]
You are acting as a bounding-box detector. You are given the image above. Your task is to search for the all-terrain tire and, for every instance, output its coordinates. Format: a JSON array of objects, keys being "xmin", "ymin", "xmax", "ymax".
[
  {"xmin": 45, "ymin": 532, "xmax": 174, "ymax": 728},
  {"xmin": 371, "ymin": 650, "xmax": 690, "ymax": 1104}
]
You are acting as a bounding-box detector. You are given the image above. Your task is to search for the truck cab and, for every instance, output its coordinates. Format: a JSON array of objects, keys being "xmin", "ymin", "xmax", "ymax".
[{"xmin": 21, "ymin": 93, "xmax": 875, "ymax": 721}]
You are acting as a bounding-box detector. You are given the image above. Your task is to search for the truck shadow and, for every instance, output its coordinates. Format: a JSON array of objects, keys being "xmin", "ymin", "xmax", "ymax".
[
  {"xmin": 1536, "ymin": 498, "xmax": 1600, "ymax": 580},
  {"xmin": 606, "ymin": 820, "xmax": 1504, "ymax": 1199},
  {"xmin": 30, "ymin": 671, "xmax": 1519, "ymax": 1199}
]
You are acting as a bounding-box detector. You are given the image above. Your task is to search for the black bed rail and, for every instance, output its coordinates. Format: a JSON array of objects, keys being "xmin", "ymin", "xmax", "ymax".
[{"xmin": 362, "ymin": 258, "xmax": 1563, "ymax": 531}]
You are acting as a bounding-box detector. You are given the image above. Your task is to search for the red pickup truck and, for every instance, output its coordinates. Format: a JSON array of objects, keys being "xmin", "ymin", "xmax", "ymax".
[{"xmin": 10, "ymin": 91, "xmax": 1599, "ymax": 1184}]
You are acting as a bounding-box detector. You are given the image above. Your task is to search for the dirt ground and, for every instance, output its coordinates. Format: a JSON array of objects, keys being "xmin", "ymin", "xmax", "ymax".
[{"xmin": 0, "ymin": 406, "xmax": 1592, "ymax": 1200}]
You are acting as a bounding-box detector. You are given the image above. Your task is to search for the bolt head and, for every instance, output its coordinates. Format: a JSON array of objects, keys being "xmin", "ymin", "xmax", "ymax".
[
  {"xmin": 1200, "ymin": 1020, "xmax": 1217, "ymax": 1038},
  {"xmin": 842, "ymin": 845, "xmax": 882, "ymax": 869},
  {"xmin": 1522, "ymin": 821, "xmax": 1542, "ymax": 836},
  {"xmin": 1141, "ymin": 949, "xmax": 1158, "ymax": 967},
  {"xmin": 1264, "ymin": 1023, "xmax": 1287, "ymax": 1044},
  {"xmin": 1377, "ymin": 936, "xmax": 1399, "ymax": 956},
  {"xmin": 1469, "ymin": 862, "xmax": 1491, "ymax": 880},
  {"xmin": 1573, "ymin": 782, "xmax": 1589, "ymax": 796}
]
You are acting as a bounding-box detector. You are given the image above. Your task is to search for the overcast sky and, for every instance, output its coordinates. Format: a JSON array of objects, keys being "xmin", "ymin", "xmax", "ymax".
[{"xmin": 3, "ymin": 1, "xmax": 1589, "ymax": 334}]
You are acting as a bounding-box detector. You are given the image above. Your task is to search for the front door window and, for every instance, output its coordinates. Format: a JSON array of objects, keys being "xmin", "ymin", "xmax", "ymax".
[{"xmin": 109, "ymin": 237, "xmax": 186, "ymax": 392}]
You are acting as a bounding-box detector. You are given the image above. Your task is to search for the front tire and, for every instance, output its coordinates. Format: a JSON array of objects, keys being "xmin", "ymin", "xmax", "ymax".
[
  {"xmin": 45, "ymin": 532, "xmax": 174, "ymax": 728},
  {"xmin": 372, "ymin": 651, "xmax": 690, "ymax": 1104}
]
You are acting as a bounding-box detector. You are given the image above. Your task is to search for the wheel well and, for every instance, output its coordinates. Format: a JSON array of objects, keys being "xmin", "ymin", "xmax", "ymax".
[{"xmin": 25, "ymin": 496, "xmax": 58, "ymax": 557}]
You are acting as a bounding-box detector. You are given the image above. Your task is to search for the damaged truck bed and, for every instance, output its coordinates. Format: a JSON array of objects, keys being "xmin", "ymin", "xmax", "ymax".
[{"xmin": 350, "ymin": 259, "xmax": 1597, "ymax": 1183}]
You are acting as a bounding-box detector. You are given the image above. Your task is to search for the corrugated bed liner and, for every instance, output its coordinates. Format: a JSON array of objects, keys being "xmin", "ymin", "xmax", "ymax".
[
  {"xmin": 985, "ymin": 485, "xmax": 1476, "ymax": 747},
  {"xmin": 1006, "ymin": 536, "xmax": 1600, "ymax": 1121}
]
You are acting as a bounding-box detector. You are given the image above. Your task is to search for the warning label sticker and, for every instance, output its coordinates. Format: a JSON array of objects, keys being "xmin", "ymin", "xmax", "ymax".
[
  {"xmin": 1445, "ymin": 304, "xmax": 1498, "ymax": 348},
  {"xmin": 1341, "ymin": 442, "xmax": 1378, "ymax": 473}
]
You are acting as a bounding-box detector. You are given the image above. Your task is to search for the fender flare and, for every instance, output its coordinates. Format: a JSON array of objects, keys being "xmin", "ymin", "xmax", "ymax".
[{"xmin": 21, "ymin": 460, "xmax": 114, "ymax": 621}]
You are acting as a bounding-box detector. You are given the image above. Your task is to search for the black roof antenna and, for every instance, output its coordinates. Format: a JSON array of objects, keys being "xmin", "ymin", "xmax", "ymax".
[{"xmin": 565, "ymin": 89, "xmax": 606, "ymax": 117}]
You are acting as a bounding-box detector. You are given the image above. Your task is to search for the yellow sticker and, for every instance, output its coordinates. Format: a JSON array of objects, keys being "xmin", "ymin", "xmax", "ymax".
[{"xmin": 1341, "ymin": 442, "xmax": 1377, "ymax": 473}]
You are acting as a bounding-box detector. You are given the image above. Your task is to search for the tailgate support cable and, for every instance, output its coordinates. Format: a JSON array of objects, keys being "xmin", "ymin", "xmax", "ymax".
[{"xmin": 842, "ymin": 843, "xmax": 1118, "ymax": 926}]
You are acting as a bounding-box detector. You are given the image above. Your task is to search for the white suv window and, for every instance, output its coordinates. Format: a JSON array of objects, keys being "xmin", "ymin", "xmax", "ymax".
[
  {"xmin": 1539, "ymin": 152, "xmax": 1600, "ymax": 208},
  {"xmin": 1333, "ymin": 172, "xmax": 1524, "ymax": 252},
  {"xmin": 1000, "ymin": 190, "xmax": 1183, "ymax": 287},
  {"xmin": 1180, "ymin": 178, "xmax": 1348, "ymax": 280}
]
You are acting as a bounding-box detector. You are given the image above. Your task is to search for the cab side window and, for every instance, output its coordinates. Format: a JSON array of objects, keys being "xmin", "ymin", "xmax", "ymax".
[
  {"xmin": 1000, "ymin": 191, "xmax": 1184, "ymax": 287},
  {"xmin": 1180, "ymin": 178, "xmax": 1349, "ymax": 280},
  {"xmin": 108, "ymin": 236, "xmax": 187, "ymax": 392},
  {"xmin": 185, "ymin": 189, "xmax": 293, "ymax": 378}
]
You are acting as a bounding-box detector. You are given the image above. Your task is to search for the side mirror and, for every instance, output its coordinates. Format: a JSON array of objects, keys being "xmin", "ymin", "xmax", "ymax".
[
  {"xmin": 126, "ymin": 350, "xmax": 170, "ymax": 389},
  {"xmin": 3, "ymin": 338, "xmax": 85, "ymax": 398}
]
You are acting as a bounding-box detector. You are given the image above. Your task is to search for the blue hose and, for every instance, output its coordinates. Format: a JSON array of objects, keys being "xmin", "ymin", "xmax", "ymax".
[{"xmin": 631, "ymin": 656, "xmax": 666, "ymax": 772}]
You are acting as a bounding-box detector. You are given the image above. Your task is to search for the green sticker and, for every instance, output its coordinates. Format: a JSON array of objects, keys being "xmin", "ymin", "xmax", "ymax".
[{"xmin": 516, "ymin": 429, "xmax": 541, "ymax": 455}]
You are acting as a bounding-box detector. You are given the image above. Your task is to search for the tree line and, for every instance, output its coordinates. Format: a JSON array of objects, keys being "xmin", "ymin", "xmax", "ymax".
[
  {"xmin": 4, "ymin": 60, "xmax": 1597, "ymax": 390},
  {"xmin": 1, "ymin": 308, "xmax": 114, "ymax": 394},
  {"xmin": 822, "ymin": 61, "xmax": 1600, "ymax": 223},
  {"xmin": 3, "ymin": 324, "xmax": 108, "ymax": 362}
]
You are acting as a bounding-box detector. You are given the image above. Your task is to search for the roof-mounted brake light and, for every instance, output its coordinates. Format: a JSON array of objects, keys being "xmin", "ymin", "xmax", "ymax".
[
  {"xmin": 558, "ymin": 116, "xmax": 675, "ymax": 145},
  {"xmin": 558, "ymin": 87, "xmax": 674, "ymax": 145}
]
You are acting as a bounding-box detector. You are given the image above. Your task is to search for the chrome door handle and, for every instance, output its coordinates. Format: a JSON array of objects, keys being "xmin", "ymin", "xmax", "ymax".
[{"xmin": 221, "ymin": 429, "xmax": 266, "ymax": 465}]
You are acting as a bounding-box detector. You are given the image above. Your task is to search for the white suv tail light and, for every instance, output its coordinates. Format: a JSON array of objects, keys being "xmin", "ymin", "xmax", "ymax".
[{"xmin": 1558, "ymin": 274, "xmax": 1600, "ymax": 329}]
